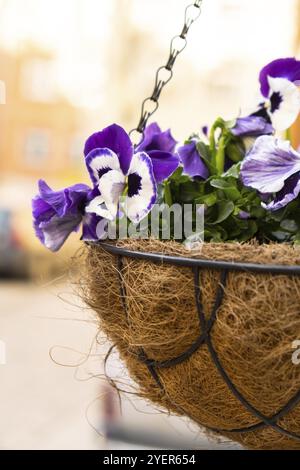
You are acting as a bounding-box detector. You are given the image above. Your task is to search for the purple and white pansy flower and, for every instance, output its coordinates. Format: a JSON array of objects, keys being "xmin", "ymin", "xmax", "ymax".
[
  {"xmin": 32, "ymin": 123, "xmax": 179, "ymax": 251},
  {"xmin": 252, "ymin": 57, "xmax": 300, "ymax": 131},
  {"xmin": 32, "ymin": 180, "xmax": 104, "ymax": 252},
  {"xmin": 241, "ymin": 135, "xmax": 300, "ymax": 211},
  {"xmin": 85, "ymin": 148, "xmax": 157, "ymax": 224},
  {"xmin": 231, "ymin": 116, "xmax": 274, "ymax": 138},
  {"xmin": 31, "ymin": 58, "xmax": 300, "ymax": 250},
  {"xmin": 177, "ymin": 140, "xmax": 209, "ymax": 179},
  {"xmin": 230, "ymin": 115, "xmax": 274, "ymax": 153},
  {"xmin": 84, "ymin": 123, "xmax": 179, "ymax": 224},
  {"xmin": 136, "ymin": 122, "xmax": 177, "ymax": 154}
]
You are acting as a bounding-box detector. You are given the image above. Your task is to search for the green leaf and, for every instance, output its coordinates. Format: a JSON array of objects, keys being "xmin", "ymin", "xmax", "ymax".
[
  {"xmin": 205, "ymin": 226, "xmax": 227, "ymax": 242},
  {"xmin": 178, "ymin": 181, "xmax": 202, "ymax": 202},
  {"xmin": 250, "ymin": 206, "xmax": 265, "ymax": 218},
  {"xmin": 293, "ymin": 231, "xmax": 300, "ymax": 244},
  {"xmin": 196, "ymin": 141, "xmax": 211, "ymax": 161},
  {"xmin": 210, "ymin": 179, "xmax": 233, "ymax": 189},
  {"xmin": 280, "ymin": 219, "xmax": 298, "ymax": 233},
  {"xmin": 226, "ymin": 141, "xmax": 244, "ymax": 163},
  {"xmin": 196, "ymin": 142, "xmax": 215, "ymax": 175},
  {"xmin": 211, "ymin": 201, "xmax": 235, "ymax": 225},
  {"xmin": 236, "ymin": 221, "xmax": 258, "ymax": 242},
  {"xmin": 195, "ymin": 192, "xmax": 218, "ymax": 207},
  {"xmin": 223, "ymin": 162, "xmax": 241, "ymax": 179},
  {"xmin": 267, "ymin": 211, "xmax": 283, "ymax": 223},
  {"xmin": 225, "ymin": 118, "xmax": 237, "ymax": 129},
  {"xmin": 283, "ymin": 199, "xmax": 299, "ymax": 214},
  {"xmin": 210, "ymin": 178, "xmax": 240, "ymax": 201},
  {"xmin": 210, "ymin": 178, "xmax": 236, "ymax": 189},
  {"xmin": 169, "ymin": 167, "xmax": 190, "ymax": 184},
  {"xmin": 270, "ymin": 231, "xmax": 291, "ymax": 242}
]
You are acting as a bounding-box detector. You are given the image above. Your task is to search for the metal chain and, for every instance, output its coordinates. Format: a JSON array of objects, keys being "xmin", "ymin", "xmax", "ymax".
[{"xmin": 129, "ymin": 0, "xmax": 203, "ymax": 146}]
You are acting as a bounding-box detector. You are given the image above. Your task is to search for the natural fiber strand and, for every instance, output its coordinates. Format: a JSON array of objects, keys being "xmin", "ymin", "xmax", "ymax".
[{"xmin": 82, "ymin": 239, "xmax": 300, "ymax": 450}]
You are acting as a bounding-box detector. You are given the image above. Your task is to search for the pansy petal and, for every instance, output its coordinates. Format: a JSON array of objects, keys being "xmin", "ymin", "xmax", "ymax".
[
  {"xmin": 137, "ymin": 122, "xmax": 177, "ymax": 153},
  {"xmin": 39, "ymin": 214, "xmax": 82, "ymax": 252},
  {"xmin": 177, "ymin": 142, "xmax": 209, "ymax": 179},
  {"xmin": 32, "ymin": 194, "xmax": 52, "ymax": 222},
  {"xmin": 238, "ymin": 210, "xmax": 251, "ymax": 220},
  {"xmin": 241, "ymin": 136, "xmax": 300, "ymax": 193},
  {"xmin": 202, "ymin": 126, "xmax": 209, "ymax": 137},
  {"xmin": 37, "ymin": 180, "xmax": 89, "ymax": 217},
  {"xmin": 98, "ymin": 170, "xmax": 125, "ymax": 219},
  {"xmin": 84, "ymin": 124, "xmax": 133, "ymax": 175},
  {"xmin": 33, "ymin": 217, "xmax": 47, "ymax": 246},
  {"xmin": 259, "ymin": 57, "xmax": 300, "ymax": 97},
  {"xmin": 82, "ymin": 213, "xmax": 108, "ymax": 241},
  {"xmin": 125, "ymin": 152, "xmax": 157, "ymax": 223},
  {"xmin": 136, "ymin": 122, "xmax": 161, "ymax": 151},
  {"xmin": 267, "ymin": 77, "xmax": 300, "ymax": 131},
  {"xmin": 64, "ymin": 185, "xmax": 90, "ymax": 214},
  {"xmin": 85, "ymin": 195, "xmax": 115, "ymax": 221},
  {"xmin": 263, "ymin": 172, "xmax": 300, "ymax": 211},
  {"xmin": 32, "ymin": 180, "xmax": 91, "ymax": 251},
  {"xmin": 86, "ymin": 185, "xmax": 101, "ymax": 202},
  {"xmin": 148, "ymin": 150, "xmax": 180, "ymax": 183},
  {"xmin": 85, "ymin": 148, "xmax": 121, "ymax": 186},
  {"xmin": 231, "ymin": 116, "xmax": 273, "ymax": 137}
]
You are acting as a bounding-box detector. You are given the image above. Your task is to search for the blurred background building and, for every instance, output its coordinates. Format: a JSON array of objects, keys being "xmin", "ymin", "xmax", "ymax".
[
  {"xmin": 0, "ymin": 0, "xmax": 300, "ymax": 450},
  {"xmin": 1, "ymin": 0, "xmax": 300, "ymax": 266}
]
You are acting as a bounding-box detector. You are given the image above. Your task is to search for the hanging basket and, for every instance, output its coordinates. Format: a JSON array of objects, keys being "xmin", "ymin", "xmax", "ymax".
[{"xmin": 84, "ymin": 239, "xmax": 300, "ymax": 450}]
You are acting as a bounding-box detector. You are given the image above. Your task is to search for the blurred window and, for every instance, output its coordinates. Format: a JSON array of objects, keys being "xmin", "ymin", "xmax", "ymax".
[
  {"xmin": 20, "ymin": 59, "xmax": 58, "ymax": 103},
  {"xmin": 69, "ymin": 134, "xmax": 84, "ymax": 166},
  {"xmin": 24, "ymin": 129, "xmax": 50, "ymax": 167}
]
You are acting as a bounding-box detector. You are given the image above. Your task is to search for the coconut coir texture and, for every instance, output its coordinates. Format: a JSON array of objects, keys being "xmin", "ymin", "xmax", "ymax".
[{"xmin": 83, "ymin": 239, "xmax": 300, "ymax": 449}]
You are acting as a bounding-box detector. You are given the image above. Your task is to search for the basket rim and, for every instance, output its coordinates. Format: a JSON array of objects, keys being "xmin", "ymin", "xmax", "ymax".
[{"xmin": 91, "ymin": 242, "xmax": 300, "ymax": 275}]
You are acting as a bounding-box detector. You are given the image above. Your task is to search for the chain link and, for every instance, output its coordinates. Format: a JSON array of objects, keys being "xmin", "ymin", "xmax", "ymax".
[{"xmin": 129, "ymin": 0, "xmax": 203, "ymax": 146}]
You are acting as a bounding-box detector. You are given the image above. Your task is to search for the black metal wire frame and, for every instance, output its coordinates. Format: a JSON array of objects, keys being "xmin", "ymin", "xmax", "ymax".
[{"xmin": 98, "ymin": 242, "xmax": 300, "ymax": 441}]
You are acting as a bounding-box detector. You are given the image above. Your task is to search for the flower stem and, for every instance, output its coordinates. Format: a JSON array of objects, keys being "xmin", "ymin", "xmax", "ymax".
[
  {"xmin": 164, "ymin": 182, "xmax": 173, "ymax": 206},
  {"xmin": 215, "ymin": 135, "xmax": 226, "ymax": 176},
  {"xmin": 209, "ymin": 117, "xmax": 225, "ymax": 171},
  {"xmin": 122, "ymin": 179, "xmax": 129, "ymax": 197}
]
